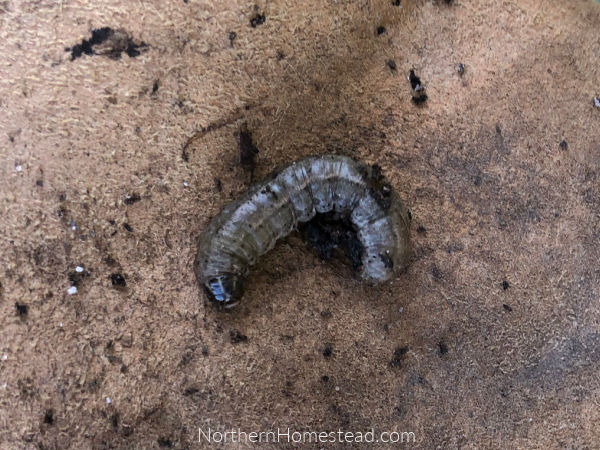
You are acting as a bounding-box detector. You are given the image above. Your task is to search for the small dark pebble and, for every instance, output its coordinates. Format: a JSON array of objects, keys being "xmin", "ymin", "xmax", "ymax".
[
  {"xmin": 559, "ymin": 140, "xmax": 568, "ymax": 150},
  {"xmin": 152, "ymin": 81, "xmax": 159, "ymax": 94},
  {"xmin": 503, "ymin": 304, "xmax": 513, "ymax": 312},
  {"xmin": 322, "ymin": 343, "xmax": 333, "ymax": 358},
  {"xmin": 416, "ymin": 224, "xmax": 426, "ymax": 233},
  {"xmin": 43, "ymin": 410, "xmax": 54, "ymax": 425},
  {"xmin": 110, "ymin": 273, "xmax": 126, "ymax": 287},
  {"xmin": 36, "ymin": 180, "xmax": 43, "ymax": 187},
  {"xmin": 392, "ymin": 0, "xmax": 401, "ymax": 5},
  {"xmin": 388, "ymin": 346, "xmax": 409, "ymax": 368},
  {"xmin": 123, "ymin": 223, "xmax": 133, "ymax": 232},
  {"xmin": 321, "ymin": 375, "xmax": 329, "ymax": 382},
  {"xmin": 376, "ymin": 26, "xmax": 386, "ymax": 35},
  {"xmin": 386, "ymin": 59, "xmax": 397, "ymax": 71},
  {"xmin": 250, "ymin": 13, "xmax": 265, "ymax": 28},
  {"xmin": 276, "ymin": 50, "xmax": 285, "ymax": 60},
  {"xmin": 201, "ymin": 346, "xmax": 209, "ymax": 356},
  {"xmin": 456, "ymin": 62, "xmax": 465, "ymax": 75},
  {"xmin": 230, "ymin": 329, "xmax": 248, "ymax": 344},
  {"xmin": 15, "ymin": 302, "xmax": 28, "ymax": 316},
  {"xmin": 501, "ymin": 280, "xmax": 510, "ymax": 290},
  {"xmin": 438, "ymin": 341, "xmax": 448, "ymax": 355}
]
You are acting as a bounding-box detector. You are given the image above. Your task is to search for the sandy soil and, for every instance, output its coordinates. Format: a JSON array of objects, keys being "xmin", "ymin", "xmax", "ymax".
[{"xmin": 1, "ymin": 0, "xmax": 600, "ymax": 448}]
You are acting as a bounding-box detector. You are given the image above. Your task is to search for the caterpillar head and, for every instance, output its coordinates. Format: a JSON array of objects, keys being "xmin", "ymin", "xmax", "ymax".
[{"xmin": 203, "ymin": 274, "xmax": 244, "ymax": 308}]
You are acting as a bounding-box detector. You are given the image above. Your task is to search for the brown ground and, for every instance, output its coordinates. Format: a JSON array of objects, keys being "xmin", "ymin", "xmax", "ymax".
[{"xmin": 1, "ymin": 0, "xmax": 600, "ymax": 448}]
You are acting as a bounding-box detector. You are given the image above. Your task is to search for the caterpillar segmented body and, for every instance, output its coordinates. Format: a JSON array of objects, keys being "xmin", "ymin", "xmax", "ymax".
[{"xmin": 194, "ymin": 155, "xmax": 411, "ymax": 307}]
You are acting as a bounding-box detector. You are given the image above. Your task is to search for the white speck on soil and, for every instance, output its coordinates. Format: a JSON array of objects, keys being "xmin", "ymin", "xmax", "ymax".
[{"xmin": 67, "ymin": 286, "xmax": 78, "ymax": 295}]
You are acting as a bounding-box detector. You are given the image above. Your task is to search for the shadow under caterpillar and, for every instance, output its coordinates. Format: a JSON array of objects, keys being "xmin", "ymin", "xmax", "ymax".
[{"xmin": 194, "ymin": 155, "xmax": 411, "ymax": 307}]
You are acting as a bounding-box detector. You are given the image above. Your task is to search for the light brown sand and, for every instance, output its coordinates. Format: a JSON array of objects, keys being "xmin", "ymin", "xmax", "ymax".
[{"xmin": 1, "ymin": 0, "xmax": 600, "ymax": 448}]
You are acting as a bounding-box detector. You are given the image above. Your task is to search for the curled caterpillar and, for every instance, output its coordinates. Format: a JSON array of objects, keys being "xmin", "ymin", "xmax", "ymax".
[{"xmin": 194, "ymin": 155, "xmax": 411, "ymax": 307}]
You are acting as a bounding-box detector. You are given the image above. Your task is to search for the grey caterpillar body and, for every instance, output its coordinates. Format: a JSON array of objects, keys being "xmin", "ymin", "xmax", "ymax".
[{"xmin": 194, "ymin": 155, "xmax": 411, "ymax": 307}]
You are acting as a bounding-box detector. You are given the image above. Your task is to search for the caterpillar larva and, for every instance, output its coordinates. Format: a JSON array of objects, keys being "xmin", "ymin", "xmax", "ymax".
[{"xmin": 194, "ymin": 155, "xmax": 411, "ymax": 307}]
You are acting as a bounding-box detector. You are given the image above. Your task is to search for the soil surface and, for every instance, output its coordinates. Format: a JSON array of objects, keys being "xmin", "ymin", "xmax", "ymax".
[{"xmin": 1, "ymin": 0, "xmax": 600, "ymax": 448}]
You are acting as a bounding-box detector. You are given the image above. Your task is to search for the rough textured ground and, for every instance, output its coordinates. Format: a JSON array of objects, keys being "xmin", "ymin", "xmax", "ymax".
[{"xmin": 1, "ymin": 0, "xmax": 600, "ymax": 448}]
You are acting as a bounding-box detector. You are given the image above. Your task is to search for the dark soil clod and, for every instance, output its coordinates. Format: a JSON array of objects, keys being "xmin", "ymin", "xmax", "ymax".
[
  {"xmin": 250, "ymin": 13, "xmax": 265, "ymax": 28},
  {"xmin": 388, "ymin": 346, "xmax": 409, "ymax": 367},
  {"xmin": 299, "ymin": 212, "xmax": 363, "ymax": 269},
  {"xmin": 408, "ymin": 69, "xmax": 428, "ymax": 104},
  {"xmin": 237, "ymin": 123, "xmax": 259, "ymax": 180},
  {"xmin": 438, "ymin": 341, "xmax": 448, "ymax": 355},
  {"xmin": 228, "ymin": 31, "xmax": 236, "ymax": 46},
  {"xmin": 387, "ymin": 59, "xmax": 397, "ymax": 71},
  {"xmin": 230, "ymin": 329, "xmax": 248, "ymax": 344},
  {"xmin": 157, "ymin": 437, "xmax": 173, "ymax": 448},
  {"xmin": 501, "ymin": 280, "xmax": 510, "ymax": 290},
  {"xmin": 123, "ymin": 193, "xmax": 141, "ymax": 205},
  {"xmin": 43, "ymin": 409, "xmax": 54, "ymax": 425},
  {"xmin": 15, "ymin": 302, "xmax": 28, "ymax": 317},
  {"xmin": 109, "ymin": 273, "xmax": 126, "ymax": 287},
  {"xmin": 68, "ymin": 269, "xmax": 90, "ymax": 287},
  {"xmin": 323, "ymin": 343, "xmax": 333, "ymax": 358},
  {"xmin": 67, "ymin": 27, "xmax": 147, "ymax": 60}
]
